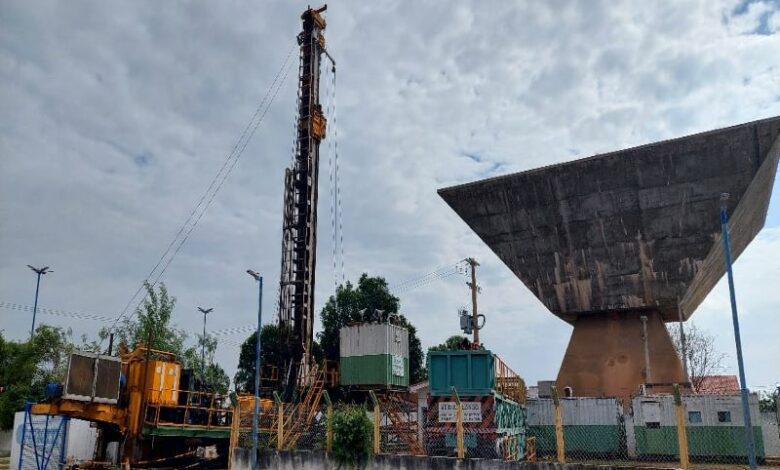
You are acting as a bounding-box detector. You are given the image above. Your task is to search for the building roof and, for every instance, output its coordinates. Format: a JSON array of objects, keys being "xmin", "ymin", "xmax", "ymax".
[{"xmin": 696, "ymin": 375, "xmax": 740, "ymax": 394}]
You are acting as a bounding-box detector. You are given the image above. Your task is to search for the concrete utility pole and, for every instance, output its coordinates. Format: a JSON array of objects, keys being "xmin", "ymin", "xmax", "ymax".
[
  {"xmin": 640, "ymin": 315, "xmax": 652, "ymax": 383},
  {"xmin": 466, "ymin": 258, "xmax": 480, "ymax": 346},
  {"xmin": 676, "ymin": 298, "xmax": 690, "ymax": 380},
  {"xmin": 27, "ymin": 265, "xmax": 52, "ymax": 340}
]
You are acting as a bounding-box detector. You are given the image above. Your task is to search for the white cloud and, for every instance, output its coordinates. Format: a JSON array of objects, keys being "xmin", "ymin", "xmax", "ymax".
[{"xmin": 1, "ymin": 0, "xmax": 779, "ymax": 388}]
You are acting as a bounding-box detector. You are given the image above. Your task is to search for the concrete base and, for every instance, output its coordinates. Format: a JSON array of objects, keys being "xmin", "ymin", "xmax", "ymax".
[
  {"xmin": 556, "ymin": 310, "xmax": 685, "ymax": 405},
  {"xmin": 231, "ymin": 448, "xmax": 679, "ymax": 470}
]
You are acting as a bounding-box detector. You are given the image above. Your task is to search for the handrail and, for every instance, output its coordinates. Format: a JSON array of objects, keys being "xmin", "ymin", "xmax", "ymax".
[
  {"xmin": 142, "ymin": 387, "xmax": 234, "ymax": 430},
  {"xmin": 493, "ymin": 354, "xmax": 526, "ymax": 404}
]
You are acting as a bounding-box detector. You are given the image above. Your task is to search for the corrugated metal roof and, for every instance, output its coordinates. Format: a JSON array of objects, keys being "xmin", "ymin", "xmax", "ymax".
[{"xmin": 339, "ymin": 323, "xmax": 409, "ymax": 358}]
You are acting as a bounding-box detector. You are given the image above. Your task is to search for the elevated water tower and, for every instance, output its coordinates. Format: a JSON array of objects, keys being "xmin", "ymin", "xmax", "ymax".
[{"xmin": 439, "ymin": 117, "xmax": 780, "ymax": 405}]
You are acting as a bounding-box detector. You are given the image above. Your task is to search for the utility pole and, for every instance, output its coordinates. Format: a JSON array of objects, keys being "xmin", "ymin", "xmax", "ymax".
[
  {"xmin": 466, "ymin": 258, "xmax": 480, "ymax": 346},
  {"xmin": 27, "ymin": 265, "xmax": 52, "ymax": 340},
  {"xmin": 719, "ymin": 193, "xmax": 757, "ymax": 470},
  {"xmin": 640, "ymin": 315, "xmax": 652, "ymax": 383},
  {"xmin": 197, "ymin": 307, "xmax": 214, "ymax": 384},
  {"xmin": 676, "ymin": 298, "xmax": 689, "ymax": 381}
]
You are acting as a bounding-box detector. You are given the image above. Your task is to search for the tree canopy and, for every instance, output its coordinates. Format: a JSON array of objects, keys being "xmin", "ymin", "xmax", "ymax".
[
  {"xmin": 429, "ymin": 335, "xmax": 472, "ymax": 352},
  {"xmin": 318, "ymin": 273, "xmax": 426, "ymax": 384},
  {"xmin": 102, "ymin": 282, "xmax": 229, "ymax": 393},
  {"xmin": 234, "ymin": 324, "xmax": 325, "ymax": 393},
  {"xmin": 0, "ymin": 326, "xmax": 74, "ymax": 430},
  {"xmin": 102, "ymin": 282, "xmax": 186, "ymax": 357}
]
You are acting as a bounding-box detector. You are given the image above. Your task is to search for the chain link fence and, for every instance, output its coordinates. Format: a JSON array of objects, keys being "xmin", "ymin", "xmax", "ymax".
[
  {"xmin": 526, "ymin": 390, "xmax": 780, "ymax": 469},
  {"xmin": 229, "ymin": 389, "xmax": 780, "ymax": 469}
]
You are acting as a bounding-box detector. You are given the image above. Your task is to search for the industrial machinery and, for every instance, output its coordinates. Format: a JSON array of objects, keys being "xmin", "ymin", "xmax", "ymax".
[
  {"xmin": 32, "ymin": 346, "xmax": 233, "ymax": 467},
  {"xmin": 439, "ymin": 116, "xmax": 780, "ymax": 406},
  {"xmin": 26, "ymin": 6, "xmax": 337, "ymax": 467},
  {"xmin": 277, "ymin": 4, "xmax": 334, "ymax": 397}
]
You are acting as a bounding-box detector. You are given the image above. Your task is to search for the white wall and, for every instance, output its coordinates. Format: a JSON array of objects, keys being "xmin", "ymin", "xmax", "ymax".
[
  {"xmin": 760, "ymin": 411, "xmax": 780, "ymax": 457},
  {"xmin": 9, "ymin": 411, "xmax": 97, "ymax": 467}
]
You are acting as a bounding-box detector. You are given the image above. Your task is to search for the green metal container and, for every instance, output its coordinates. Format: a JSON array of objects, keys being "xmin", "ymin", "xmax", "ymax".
[
  {"xmin": 339, "ymin": 323, "xmax": 409, "ymax": 387},
  {"xmin": 428, "ymin": 349, "xmax": 495, "ymax": 396},
  {"xmin": 339, "ymin": 354, "xmax": 409, "ymax": 387}
]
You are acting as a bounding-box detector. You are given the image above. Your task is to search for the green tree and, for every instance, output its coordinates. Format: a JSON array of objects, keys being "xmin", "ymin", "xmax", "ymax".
[
  {"xmin": 759, "ymin": 389, "xmax": 778, "ymax": 412},
  {"xmin": 0, "ymin": 326, "xmax": 73, "ymax": 430},
  {"xmin": 318, "ymin": 273, "xmax": 426, "ymax": 383},
  {"xmin": 102, "ymin": 282, "xmax": 186, "ymax": 357},
  {"xmin": 234, "ymin": 324, "xmax": 324, "ymax": 393},
  {"xmin": 331, "ymin": 404, "xmax": 373, "ymax": 467},
  {"xmin": 429, "ymin": 335, "xmax": 471, "ymax": 352},
  {"xmin": 102, "ymin": 282, "xmax": 229, "ymax": 392},
  {"xmin": 181, "ymin": 334, "xmax": 230, "ymax": 394}
]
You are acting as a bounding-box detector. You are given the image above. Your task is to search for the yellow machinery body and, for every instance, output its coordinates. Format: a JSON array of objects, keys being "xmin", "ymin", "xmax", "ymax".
[
  {"xmin": 128, "ymin": 358, "xmax": 181, "ymax": 406},
  {"xmin": 237, "ymin": 395, "xmax": 275, "ymax": 415}
]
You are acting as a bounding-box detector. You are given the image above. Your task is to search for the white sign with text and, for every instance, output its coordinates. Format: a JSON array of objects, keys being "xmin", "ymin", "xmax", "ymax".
[{"xmin": 438, "ymin": 401, "xmax": 482, "ymax": 423}]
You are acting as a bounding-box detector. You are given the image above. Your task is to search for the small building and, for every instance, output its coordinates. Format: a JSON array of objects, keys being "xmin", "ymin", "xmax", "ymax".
[
  {"xmin": 527, "ymin": 397, "xmax": 624, "ymax": 457},
  {"xmin": 339, "ymin": 322, "xmax": 409, "ymax": 388},
  {"xmin": 632, "ymin": 393, "xmax": 765, "ymax": 460}
]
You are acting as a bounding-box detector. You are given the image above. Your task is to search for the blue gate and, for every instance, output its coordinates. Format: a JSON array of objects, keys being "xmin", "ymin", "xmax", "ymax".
[{"xmin": 17, "ymin": 403, "xmax": 70, "ymax": 470}]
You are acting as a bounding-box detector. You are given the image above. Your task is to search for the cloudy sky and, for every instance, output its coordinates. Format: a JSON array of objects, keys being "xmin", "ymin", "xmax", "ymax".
[{"xmin": 1, "ymin": 1, "xmax": 779, "ymax": 392}]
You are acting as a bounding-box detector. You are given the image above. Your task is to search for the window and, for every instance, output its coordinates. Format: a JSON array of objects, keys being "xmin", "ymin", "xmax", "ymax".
[
  {"xmin": 717, "ymin": 411, "xmax": 732, "ymax": 423},
  {"xmin": 688, "ymin": 411, "xmax": 702, "ymax": 423}
]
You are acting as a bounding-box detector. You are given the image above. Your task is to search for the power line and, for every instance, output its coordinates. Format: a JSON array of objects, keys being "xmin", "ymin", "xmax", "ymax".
[
  {"xmin": 1, "ymin": 301, "xmax": 258, "ymax": 341},
  {"xmin": 390, "ymin": 259, "xmax": 470, "ymax": 295},
  {"xmin": 105, "ymin": 45, "xmax": 298, "ymax": 341},
  {"xmin": 0, "ymin": 301, "xmax": 114, "ymax": 323}
]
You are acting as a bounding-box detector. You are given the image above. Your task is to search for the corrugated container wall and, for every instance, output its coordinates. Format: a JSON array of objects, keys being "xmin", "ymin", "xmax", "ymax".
[
  {"xmin": 428, "ymin": 349, "xmax": 495, "ymax": 397},
  {"xmin": 339, "ymin": 323, "xmax": 409, "ymax": 387}
]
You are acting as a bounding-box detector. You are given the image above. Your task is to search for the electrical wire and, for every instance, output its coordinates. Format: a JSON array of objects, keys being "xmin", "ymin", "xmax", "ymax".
[
  {"xmin": 104, "ymin": 45, "xmax": 297, "ymax": 343},
  {"xmin": 390, "ymin": 259, "xmax": 470, "ymax": 295}
]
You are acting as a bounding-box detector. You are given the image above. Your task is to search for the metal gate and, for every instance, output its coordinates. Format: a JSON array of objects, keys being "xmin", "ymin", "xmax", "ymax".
[{"xmin": 17, "ymin": 403, "xmax": 69, "ymax": 470}]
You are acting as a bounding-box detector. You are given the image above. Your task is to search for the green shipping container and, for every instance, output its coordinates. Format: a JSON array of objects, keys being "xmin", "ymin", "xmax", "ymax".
[{"xmin": 428, "ymin": 349, "xmax": 495, "ymax": 396}]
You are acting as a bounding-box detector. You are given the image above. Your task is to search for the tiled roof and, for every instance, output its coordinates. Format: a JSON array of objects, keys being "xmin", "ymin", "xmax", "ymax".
[{"xmin": 696, "ymin": 375, "xmax": 739, "ymax": 393}]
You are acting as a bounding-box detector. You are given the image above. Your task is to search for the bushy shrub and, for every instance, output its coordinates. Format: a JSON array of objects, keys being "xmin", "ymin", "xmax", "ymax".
[{"xmin": 331, "ymin": 404, "xmax": 373, "ymax": 467}]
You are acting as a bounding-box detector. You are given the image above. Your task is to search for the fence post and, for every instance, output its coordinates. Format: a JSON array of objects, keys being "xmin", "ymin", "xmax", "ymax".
[
  {"xmin": 228, "ymin": 401, "xmax": 240, "ymax": 470},
  {"xmin": 273, "ymin": 391, "xmax": 284, "ymax": 449},
  {"xmin": 322, "ymin": 390, "xmax": 333, "ymax": 453},
  {"xmin": 673, "ymin": 384, "xmax": 690, "ymax": 469},
  {"xmin": 369, "ymin": 391, "xmax": 380, "ymax": 454},
  {"xmin": 451, "ymin": 386, "xmax": 465, "ymax": 459},
  {"xmin": 551, "ymin": 386, "xmax": 565, "ymax": 463}
]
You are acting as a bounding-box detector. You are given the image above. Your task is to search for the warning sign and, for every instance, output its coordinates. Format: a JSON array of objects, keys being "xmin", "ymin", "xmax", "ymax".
[{"xmin": 438, "ymin": 401, "xmax": 482, "ymax": 423}]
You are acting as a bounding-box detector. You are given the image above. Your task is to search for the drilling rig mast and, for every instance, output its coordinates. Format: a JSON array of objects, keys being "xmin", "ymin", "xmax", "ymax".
[{"xmin": 278, "ymin": 5, "xmax": 330, "ymax": 396}]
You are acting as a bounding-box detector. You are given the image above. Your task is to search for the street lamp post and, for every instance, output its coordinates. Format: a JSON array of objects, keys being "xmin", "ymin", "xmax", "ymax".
[
  {"xmin": 27, "ymin": 265, "xmax": 52, "ymax": 340},
  {"xmin": 197, "ymin": 307, "xmax": 214, "ymax": 384},
  {"xmin": 246, "ymin": 269, "xmax": 263, "ymax": 470},
  {"xmin": 719, "ymin": 193, "xmax": 757, "ymax": 470}
]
